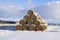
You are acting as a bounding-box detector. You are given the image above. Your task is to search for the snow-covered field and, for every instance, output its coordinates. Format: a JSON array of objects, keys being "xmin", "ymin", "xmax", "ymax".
[{"xmin": 0, "ymin": 26, "xmax": 60, "ymax": 40}]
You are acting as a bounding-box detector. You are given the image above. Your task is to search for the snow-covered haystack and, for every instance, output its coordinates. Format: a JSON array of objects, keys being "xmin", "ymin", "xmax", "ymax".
[{"xmin": 16, "ymin": 10, "xmax": 48, "ymax": 31}]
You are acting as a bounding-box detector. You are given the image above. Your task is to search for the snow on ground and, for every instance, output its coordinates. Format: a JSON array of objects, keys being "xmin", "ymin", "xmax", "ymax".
[
  {"xmin": 45, "ymin": 26, "xmax": 60, "ymax": 32},
  {"xmin": 0, "ymin": 31, "xmax": 60, "ymax": 40},
  {"xmin": 0, "ymin": 26, "xmax": 60, "ymax": 40},
  {"xmin": 0, "ymin": 30, "xmax": 14, "ymax": 36}
]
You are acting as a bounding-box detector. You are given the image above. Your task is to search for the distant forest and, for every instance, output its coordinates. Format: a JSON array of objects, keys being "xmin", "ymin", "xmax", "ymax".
[
  {"xmin": 48, "ymin": 23, "xmax": 60, "ymax": 26},
  {"xmin": 0, "ymin": 20, "xmax": 16, "ymax": 24}
]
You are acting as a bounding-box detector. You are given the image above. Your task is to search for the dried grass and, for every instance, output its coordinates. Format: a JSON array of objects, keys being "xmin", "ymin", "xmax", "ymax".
[
  {"xmin": 19, "ymin": 20, "xmax": 26, "ymax": 25},
  {"xmin": 29, "ymin": 24, "xmax": 36, "ymax": 31},
  {"xmin": 16, "ymin": 24, "xmax": 22, "ymax": 30}
]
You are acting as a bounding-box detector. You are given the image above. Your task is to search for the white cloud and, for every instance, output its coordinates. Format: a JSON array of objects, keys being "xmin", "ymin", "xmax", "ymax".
[
  {"xmin": 0, "ymin": 0, "xmax": 38, "ymax": 21},
  {"xmin": 26, "ymin": 0, "xmax": 39, "ymax": 9},
  {"xmin": 45, "ymin": 1, "xmax": 60, "ymax": 18},
  {"xmin": 0, "ymin": 3, "xmax": 26, "ymax": 21},
  {"xmin": 33, "ymin": 1, "xmax": 60, "ymax": 19},
  {"xmin": 0, "ymin": 3, "xmax": 24, "ymax": 18},
  {"xmin": 1, "ymin": 1, "xmax": 60, "ymax": 21}
]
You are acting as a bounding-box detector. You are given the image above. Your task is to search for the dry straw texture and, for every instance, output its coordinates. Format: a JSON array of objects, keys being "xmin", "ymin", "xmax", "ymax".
[
  {"xmin": 27, "ymin": 10, "xmax": 34, "ymax": 16},
  {"xmin": 22, "ymin": 24, "xmax": 29, "ymax": 30},
  {"xmin": 19, "ymin": 20, "xmax": 26, "ymax": 25},
  {"xmin": 23, "ymin": 15, "xmax": 30, "ymax": 21},
  {"xmin": 31, "ymin": 15, "xmax": 37, "ymax": 20},
  {"xmin": 28, "ymin": 20, "xmax": 34, "ymax": 24},
  {"xmin": 16, "ymin": 24, "xmax": 22, "ymax": 30},
  {"xmin": 37, "ymin": 25, "xmax": 44, "ymax": 31},
  {"xmin": 29, "ymin": 24, "xmax": 36, "ymax": 31},
  {"xmin": 34, "ymin": 20, "xmax": 41, "ymax": 26}
]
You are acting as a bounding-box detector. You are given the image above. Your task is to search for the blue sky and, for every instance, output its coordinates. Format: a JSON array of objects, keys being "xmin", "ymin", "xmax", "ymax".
[
  {"xmin": 0, "ymin": 0, "xmax": 60, "ymax": 21},
  {"xmin": 0, "ymin": 0, "xmax": 58, "ymax": 8}
]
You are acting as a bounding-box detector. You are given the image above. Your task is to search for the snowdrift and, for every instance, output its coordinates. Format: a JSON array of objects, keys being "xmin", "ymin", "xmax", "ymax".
[{"xmin": 0, "ymin": 26, "xmax": 60, "ymax": 40}]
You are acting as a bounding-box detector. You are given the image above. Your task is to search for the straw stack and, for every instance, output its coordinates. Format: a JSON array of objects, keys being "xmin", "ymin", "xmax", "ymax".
[
  {"xmin": 22, "ymin": 24, "xmax": 29, "ymax": 30},
  {"xmin": 19, "ymin": 20, "xmax": 26, "ymax": 25},
  {"xmin": 23, "ymin": 15, "xmax": 30, "ymax": 21},
  {"xmin": 16, "ymin": 10, "xmax": 47, "ymax": 31},
  {"xmin": 29, "ymin": 24, "xmax": 36, "ymax": 31},
  {"xmin": 16, "ymin": 24, "xmax": 22, "ymax": 30}
]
